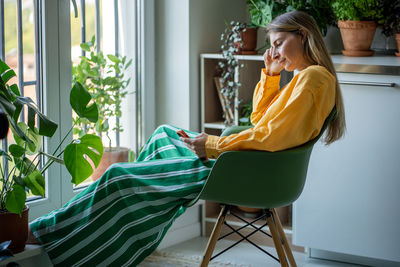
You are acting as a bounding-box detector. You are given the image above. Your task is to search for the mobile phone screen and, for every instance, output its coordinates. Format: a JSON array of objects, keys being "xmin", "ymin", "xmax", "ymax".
[{"xmin": 176, "ymin": 129, "xmax": 190, "ymax": 138}]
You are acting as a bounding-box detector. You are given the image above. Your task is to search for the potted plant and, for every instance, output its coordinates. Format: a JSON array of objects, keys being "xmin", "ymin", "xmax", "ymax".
[
  {"xmin": 0, "ymin": 59, "xmax": 103, "ymax": 253},
  {"xmin": 379, "ymin": 0, "xmax": 400, "ymax": 56},
  {"xmin": 284, "ymin": 0, "xmax": 336, "ymax": 36},
  {"xmin": 246, "ymin": 0, "xmax": 288, "ymax": 51},
  {"xmin": 72, "ymin": 36, "xmax": 133, "ymax": 181},
  {"xmin": 332, "ymin": 0, "xmax": 383, "ymax": 56}
]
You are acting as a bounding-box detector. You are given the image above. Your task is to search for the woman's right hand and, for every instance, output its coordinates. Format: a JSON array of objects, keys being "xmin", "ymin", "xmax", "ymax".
[{"xmin": 263, "ymin": 48, "xmax": 284, "ymax": 76}]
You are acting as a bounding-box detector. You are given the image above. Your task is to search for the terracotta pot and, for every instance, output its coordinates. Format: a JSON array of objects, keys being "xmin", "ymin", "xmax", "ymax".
[
  {"xmin": 395, "ymin": 33, "xmax": 400, "ymax": 57},
  {"xmin": 91, "ymin": 147, "xmax": 130, "ymax": 181},
  {"xmin": 338, "ymin": 20, "xmax": 377, "ymax": 56},
  {"xmin": 0, "ymin": 207, "xmax": 29, "ymax": 253},
  {"xmin": 234, "ymin": 27, "xmax": 258, "ymax": 55}
]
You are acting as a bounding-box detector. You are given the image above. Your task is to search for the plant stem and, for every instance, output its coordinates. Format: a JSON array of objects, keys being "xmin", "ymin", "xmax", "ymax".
[{"xmin": 51, "ymin": 124, "xmax": 75, "ymax": 156}]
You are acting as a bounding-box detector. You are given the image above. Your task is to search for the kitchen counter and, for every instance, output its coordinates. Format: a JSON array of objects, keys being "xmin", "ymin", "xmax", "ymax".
[{"xmin": 331, "ymin": 55, "xmax": 400, "ymax": 75}]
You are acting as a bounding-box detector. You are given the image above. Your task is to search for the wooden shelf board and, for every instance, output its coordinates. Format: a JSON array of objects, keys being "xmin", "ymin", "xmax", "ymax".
[
  {"xmin": 201, "ymin": 53, "xmax": 264, "ymax": 61},
  {"xmin": 204, "ymin": 121, "xmax": 225, "ymax": 129}
]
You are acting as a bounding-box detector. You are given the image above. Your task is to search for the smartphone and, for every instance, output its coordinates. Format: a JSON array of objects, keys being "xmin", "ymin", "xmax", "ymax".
[{"xmin": 176, "ymin": 129, "xmax": 190, "ymax": 138}]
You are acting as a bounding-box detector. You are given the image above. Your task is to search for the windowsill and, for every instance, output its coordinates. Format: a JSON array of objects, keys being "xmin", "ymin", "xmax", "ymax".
[{"xmin": 0, "ymin": 245, "xmax": 52, "ymax": 267}]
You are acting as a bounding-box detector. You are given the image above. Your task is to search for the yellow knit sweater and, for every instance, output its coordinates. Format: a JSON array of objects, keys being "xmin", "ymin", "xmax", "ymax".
[{"xmin": 205, "ymin": 65, "xmax": 336, "ymax": 158}]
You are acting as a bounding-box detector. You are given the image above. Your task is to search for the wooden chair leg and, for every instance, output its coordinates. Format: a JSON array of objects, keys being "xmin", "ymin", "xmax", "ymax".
[
  {"xmin": 272, "ymin": 208, "xmax": 297, "ymax": 267},
  {"xmin": 266, "ymin": 210, "xmax": 289, "ymax": 267},
  {"xmin": 200, "ymin": 205, "xmax": 228, "ymax": 267}
]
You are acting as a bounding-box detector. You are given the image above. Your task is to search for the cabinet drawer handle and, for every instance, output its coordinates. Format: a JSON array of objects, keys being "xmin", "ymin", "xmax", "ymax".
[{"xmin": 339, "ymin": 80, "xmax": 396, "ymax": 87}]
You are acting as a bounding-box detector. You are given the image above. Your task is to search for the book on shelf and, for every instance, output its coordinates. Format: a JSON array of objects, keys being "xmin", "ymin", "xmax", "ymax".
[{"xmin": 214, "ymin": 77, "xmax": 234, "ymax": 125}]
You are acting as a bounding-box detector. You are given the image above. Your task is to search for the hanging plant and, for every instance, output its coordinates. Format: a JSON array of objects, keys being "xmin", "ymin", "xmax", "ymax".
[{"xmin": 218, "ymin": 21, "xmax": 247, "ymax": 125}]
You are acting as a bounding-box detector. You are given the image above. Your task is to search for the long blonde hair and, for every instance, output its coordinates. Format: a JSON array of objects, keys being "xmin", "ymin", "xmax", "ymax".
[{"xmin": 267, "ymin": 11, "xmax": 345, "ymax": 144}]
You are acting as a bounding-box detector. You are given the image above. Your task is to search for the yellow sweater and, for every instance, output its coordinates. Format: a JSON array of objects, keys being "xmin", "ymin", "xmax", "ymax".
[{"xmin": 205, "ymin": 65, "xmax": 336, "ymax": 158}]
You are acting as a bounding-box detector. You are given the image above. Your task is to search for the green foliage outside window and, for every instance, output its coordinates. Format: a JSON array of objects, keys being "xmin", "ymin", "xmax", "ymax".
[{"xmin": 72, "ymin": 36, "xmax": 132, "ymax": 149}]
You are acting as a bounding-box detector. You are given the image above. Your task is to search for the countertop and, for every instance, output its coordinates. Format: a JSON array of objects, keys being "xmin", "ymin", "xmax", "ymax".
[
  {"xmin": 331, "ymin": 55, "xmax": 400, "ymax": 75},
  {"xmin": 201, "ymin": 53, "xmax": 400, "ymax": 75}
]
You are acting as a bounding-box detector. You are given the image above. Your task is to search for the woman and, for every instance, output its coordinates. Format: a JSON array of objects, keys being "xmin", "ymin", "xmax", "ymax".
[{"xmin": 28, "ymin": 11, "xmax": 345, "ymax": 266}]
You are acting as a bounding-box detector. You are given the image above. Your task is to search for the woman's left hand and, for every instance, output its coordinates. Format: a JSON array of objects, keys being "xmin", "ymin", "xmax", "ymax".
[{"xmin": 181, "ymin": 132, "xmax": 208, "ymax": 159}]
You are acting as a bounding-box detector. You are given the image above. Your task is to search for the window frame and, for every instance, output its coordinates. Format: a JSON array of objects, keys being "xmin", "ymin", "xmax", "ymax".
[
  {"xmin": 28, "ymin": 0, "xmax": 154, "ymax": 220},
  {"xmin": 27, "ymin": 0, "xmax": 74, "ymax": 220}
]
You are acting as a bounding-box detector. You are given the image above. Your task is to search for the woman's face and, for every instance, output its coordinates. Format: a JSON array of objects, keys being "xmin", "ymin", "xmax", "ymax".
[{"xmin": 269, "ymin": 31, "xmax": 311, "ymax": 72}]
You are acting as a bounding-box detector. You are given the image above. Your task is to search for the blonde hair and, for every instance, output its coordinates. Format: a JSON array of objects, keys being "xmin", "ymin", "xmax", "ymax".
[{"xmin": 267, "ymin": 11, "xmax": 345, "ymax": 144}]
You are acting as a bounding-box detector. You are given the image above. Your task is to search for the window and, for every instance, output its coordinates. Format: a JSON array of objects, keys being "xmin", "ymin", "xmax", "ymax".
[{"xmin": 1, "ymin": 0, "xmax": 146, "ymax": 220}]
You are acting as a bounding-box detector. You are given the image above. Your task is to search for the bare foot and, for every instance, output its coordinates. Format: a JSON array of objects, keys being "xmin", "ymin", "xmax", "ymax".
[{"xmin": 26, "ymin": 226, "xmax": 41, "ymax": 245}]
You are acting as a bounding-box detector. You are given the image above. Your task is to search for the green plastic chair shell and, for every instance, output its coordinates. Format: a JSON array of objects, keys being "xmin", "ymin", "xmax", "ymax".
[{"xmin": 185, "ymin": 108, "xmax": 336, "ymax": 209}]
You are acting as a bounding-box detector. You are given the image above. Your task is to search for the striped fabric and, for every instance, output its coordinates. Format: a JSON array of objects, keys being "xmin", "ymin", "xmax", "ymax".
[{"xmin": 30, "ymin": 125, "xmax": 215, "ymax": 266}]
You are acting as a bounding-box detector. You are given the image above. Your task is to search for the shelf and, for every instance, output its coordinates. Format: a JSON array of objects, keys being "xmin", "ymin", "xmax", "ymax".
[
  {"xmin": 201, "ymin": 53, "xmax": 264, "ymax": 61},
  {"xmin": 204, "ymin": 121, "xmax": 225, "ymax": 130}
]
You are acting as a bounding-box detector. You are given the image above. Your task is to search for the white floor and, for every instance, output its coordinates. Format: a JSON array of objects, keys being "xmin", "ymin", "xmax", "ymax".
[{"xmin": 140, "ymin": 237, "xmax": 361, "ymax": 267}]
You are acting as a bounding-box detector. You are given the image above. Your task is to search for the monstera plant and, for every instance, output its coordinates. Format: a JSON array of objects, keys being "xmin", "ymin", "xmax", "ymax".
[{"xmin": 0, "ymin": 59, "xmax": 103, "ymax": 215}]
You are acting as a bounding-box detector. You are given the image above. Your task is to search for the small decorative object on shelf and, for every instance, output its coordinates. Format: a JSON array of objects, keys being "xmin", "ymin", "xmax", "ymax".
[{"xmin": 214, "ymin": 77, "xmax": 234, "ymax": 125}]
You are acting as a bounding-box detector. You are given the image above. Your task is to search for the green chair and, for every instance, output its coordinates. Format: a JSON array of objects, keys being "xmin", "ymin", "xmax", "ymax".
[{"xmin": 185, "ymin": 109, "xmax": 336, "ymax": 267}]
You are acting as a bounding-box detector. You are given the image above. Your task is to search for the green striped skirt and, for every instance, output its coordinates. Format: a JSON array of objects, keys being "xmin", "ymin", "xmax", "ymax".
[{"xmin": 30, "ymin": 125, "xmax": 215, "ymax": 266}]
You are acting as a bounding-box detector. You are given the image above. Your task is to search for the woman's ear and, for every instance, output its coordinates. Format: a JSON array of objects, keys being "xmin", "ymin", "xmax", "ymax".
[{"xmin": 299, "ymin": 29, "xmax": 307, "ymax": 44}]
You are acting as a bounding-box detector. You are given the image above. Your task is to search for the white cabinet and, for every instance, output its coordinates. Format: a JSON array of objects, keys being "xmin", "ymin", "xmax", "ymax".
[{"xmin": 293, "ymin": 66, "xmax": 400, "ymax": 265}]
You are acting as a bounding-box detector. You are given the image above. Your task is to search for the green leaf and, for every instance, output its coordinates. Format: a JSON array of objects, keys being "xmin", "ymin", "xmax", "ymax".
[
  {"xmin": 0, "ymin": 59, "xmax": 10, "ymax": 74},
  {"xmin": 14, "ymin": 157, "xmax": 37, "ymax": 177},
  {"xmin": 8, "ymin": 119, "xmax": 34, "ymax": 146},
  {"xmin": 80, "ymin": 43, "xmax": 91, "ymax": 52},
  {"xmin": 64, "ymin": 134, "xmax": 103, "ymax": 185},
  {"xmin": 23, "ymin": 170, "xmax": 45, "ymax": 197},
  {"xmin": 0, "ymin": 94, "xmax": 16, "ymax": 117},
  {"xmin": 91, "ymin": 35, "xmax": 96, "ymax": 46},
  {"xmin": 0, "ymin": 148, "xmax": 12, "ymax": 161},
  {"xmin": 107, "ymin": 54, "xmax": 119, "ymax": 63},
  {"xmin": 9, "ymin": 84, "xmax": 20, "ymax": 96},
  {"xmin": 70, "ymin": 82, "xmax": 99, "ymax": 123},
  {"xmin": 1, "ymin": 69, "xmax": 16, "ymax": 84},
  {"xmin": 9, "ymin": 144, "xmax": 25, "ymax": 158},
  {"xmin": 12, "ymin": 122, "xmax": 42, "ymax": 155},
  {"xmin": 5, "ymin": 184, "xmax": 26, "ymax": 215},
  {"xmin": 125, "ymin": 59, "xmax": 133, "ymax": 69},
  {"xmin": 15, "ymin": 96, "xmax": 58, "ymax": 137}
]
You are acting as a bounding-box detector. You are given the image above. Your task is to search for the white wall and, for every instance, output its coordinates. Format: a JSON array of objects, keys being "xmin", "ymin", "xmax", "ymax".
[{"xmin": 155, "ymin": 0, "xmax": 247, "ymax": 131}]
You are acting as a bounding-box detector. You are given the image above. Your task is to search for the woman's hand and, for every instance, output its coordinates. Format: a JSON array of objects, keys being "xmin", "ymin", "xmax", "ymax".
[
  {"xmin": 180, "ymin": 132, "xmax": 208, "ymax": 159},
  {"xmin": 263, "ymin": 48, "xmax": 284, "ymax": 76}
]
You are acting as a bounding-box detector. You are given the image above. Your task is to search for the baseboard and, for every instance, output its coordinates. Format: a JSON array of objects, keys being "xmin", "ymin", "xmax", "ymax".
[
  {"xmin": 158, "ymin": 222, "xmax": 201, "ymax": 250},
  {"xmin": 310, "ymin": 248, "xmax": 400, "ymax": 267}
]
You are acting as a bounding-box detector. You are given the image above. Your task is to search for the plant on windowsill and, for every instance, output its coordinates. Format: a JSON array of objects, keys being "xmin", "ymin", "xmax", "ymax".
[
  {"xmin": 0, "ymin": 59, "xmax": 103, "ymax": 253},
  {"xmin": 332, "ymin": 0, "xmax": 383, "ymax": 56},
  {"xmin": 72, "ymin": 36, "xmax": 133, "ymax": 181},
  {"xmin": 379, "ymin": 0, "xmax": 400, "ymax": 57}
]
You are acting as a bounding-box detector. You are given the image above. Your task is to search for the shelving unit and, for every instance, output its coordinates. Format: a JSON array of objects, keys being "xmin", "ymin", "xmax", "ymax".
[{"xmin": 200, "ymin": 53, "xmax": 296, "ymax": 246}]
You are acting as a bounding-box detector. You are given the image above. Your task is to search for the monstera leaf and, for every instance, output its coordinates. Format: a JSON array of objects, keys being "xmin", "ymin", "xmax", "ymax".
[
  {"xmin": 70, "ymin": 82, "xmax": 98, "ymax": 123},
  {"xmin": 14, "ymin": 96, "xmax": 58, "ymax": 138},
  {"xmin": 64, "ymin": 134, "xmax": 103, "ymax": 185},
  {"xmin": 23, "ymin": 170, "xmax": 45, "ymax": 197},
  {"xmin": 11, "ymin": 122, "xmax": 42, "ymax": 155}
]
